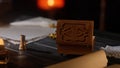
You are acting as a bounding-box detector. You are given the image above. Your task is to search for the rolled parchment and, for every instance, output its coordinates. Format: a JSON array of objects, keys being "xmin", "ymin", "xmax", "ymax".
[{"xmin": 46, "ymin": 50, "xmax": 108, "ymax": 68}]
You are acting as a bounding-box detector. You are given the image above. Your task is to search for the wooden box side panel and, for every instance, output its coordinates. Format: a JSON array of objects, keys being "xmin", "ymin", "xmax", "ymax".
[{"xmin": 56, "ymin": 20, "xmax": 94, "ymax": 46}]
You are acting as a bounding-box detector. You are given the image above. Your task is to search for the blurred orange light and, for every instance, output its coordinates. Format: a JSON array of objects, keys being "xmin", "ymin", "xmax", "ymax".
[
  {"xmin": 37, "ymin": 0, "xmax": 64, "ymax": 10},
  {"xmin": 48, "ymin": 0, "xmax": 54, "ymax": 7}
]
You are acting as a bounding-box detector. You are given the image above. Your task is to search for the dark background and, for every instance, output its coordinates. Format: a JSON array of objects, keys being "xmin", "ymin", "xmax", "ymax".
[{"xmin": 11, "ymin": 0, "xmax": 120, "ymax": 33}]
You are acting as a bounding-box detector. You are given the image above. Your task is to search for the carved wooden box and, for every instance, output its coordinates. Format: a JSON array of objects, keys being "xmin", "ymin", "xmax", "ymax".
[{"xmin": 56, "ymin": 20, "xmax": 94, "ymax": 55}]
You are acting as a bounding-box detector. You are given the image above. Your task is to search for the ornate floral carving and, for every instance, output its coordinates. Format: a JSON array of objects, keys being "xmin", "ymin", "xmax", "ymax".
[{"xmin": 57, "ymin": 20, "xmax": 93, "ymax": 46}]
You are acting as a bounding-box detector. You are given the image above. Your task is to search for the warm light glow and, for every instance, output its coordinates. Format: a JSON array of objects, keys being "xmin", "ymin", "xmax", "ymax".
[
  {"xmin": 37, "ymin": 0, "xmax": 65, "ymax": 10},
  {"xmin": 0, "ymin": 38, "xmax": 4, "ymax": 46},
  {"xmin": 48, "ymin": 0, "xmax": 54, "ymax": 7}
]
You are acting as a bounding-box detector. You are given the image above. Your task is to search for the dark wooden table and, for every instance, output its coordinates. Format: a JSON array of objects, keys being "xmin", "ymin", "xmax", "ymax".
[
  {"xmin": 1, "ymin": 34, "xmax": 120, "ymax": 68},
  {"xmin": 0, "ymin": 37, "xmax": 78, "ymax": 68},
  {"xmin": 0, "ymin": 49, "xmax": 71, "ymax": 68}
]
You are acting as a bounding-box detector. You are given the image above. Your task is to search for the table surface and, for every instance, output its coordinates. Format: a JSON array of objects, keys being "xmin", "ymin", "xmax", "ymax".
[
  {"xmin": 1, "ymin": 33, "xmax": 120, "ymax": 68},
  {"xmin": 2, "ymin": 37, "xmax": 78, "ymax": 68}
]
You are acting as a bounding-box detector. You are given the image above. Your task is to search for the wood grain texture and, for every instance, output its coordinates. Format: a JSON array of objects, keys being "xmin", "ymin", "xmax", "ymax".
[{"xmin": 56, "ymin": 20, "xmax": 94, "ymax": 55}]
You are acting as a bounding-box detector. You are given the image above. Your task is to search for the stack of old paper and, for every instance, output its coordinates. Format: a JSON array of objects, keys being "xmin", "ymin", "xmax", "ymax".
[{"xmin": 0, "ymin": 17, "xmax": 56, "ymax": 44}]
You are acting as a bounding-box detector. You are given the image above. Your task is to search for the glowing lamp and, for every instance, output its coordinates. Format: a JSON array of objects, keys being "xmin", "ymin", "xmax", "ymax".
[{"xmin": 37, "ymin": 0, "xmax": 65, "ymax": 10}]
